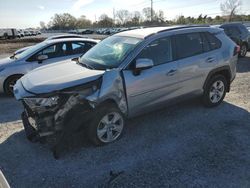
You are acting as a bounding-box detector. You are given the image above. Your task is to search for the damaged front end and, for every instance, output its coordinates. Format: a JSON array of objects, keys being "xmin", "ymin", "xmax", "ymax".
[{"xmin": 14, "ymin": 70, "xmax": 128, "ymax": 144}]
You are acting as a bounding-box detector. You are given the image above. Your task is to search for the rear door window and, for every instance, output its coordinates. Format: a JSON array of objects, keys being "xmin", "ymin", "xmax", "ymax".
[
  {"xmin": 69, "ymin": 41, "xmax": 95, "ymax": 55},
  {"xmin": 175, "ymin": 33, "xmax": 203, "ymax": 59},
  {"xmin": 226, "ymin": 26, "xmax": 241, "ymax": 36}
]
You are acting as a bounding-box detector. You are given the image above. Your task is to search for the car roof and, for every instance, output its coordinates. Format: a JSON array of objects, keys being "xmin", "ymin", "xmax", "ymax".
[
  {"xmin": 220, "ymin": 22, "xmax": 244, "ymax": 27},
  {"xmin": 115, "ymin": 25, "xmax": 211, "ymax": 39},
  {"xmin": 46, "ymin": 34, "xmax": 94, "ymax": 40},
  {"xmin": 44, "ymin": 38, "xmax": 100, "ymax": 44}
]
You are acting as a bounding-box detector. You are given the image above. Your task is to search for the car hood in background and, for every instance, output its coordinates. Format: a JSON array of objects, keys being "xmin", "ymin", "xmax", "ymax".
[
  {"xmin": 14, "ymin": 46, "xmax": 32, "ymax": 55},
  {"xmin": 20, "ymin": 61, "xmax": 105, "ymax": 94},
  {"xmin": 0, "ymin": 57, "xmax": 15, "ymax": 68}
]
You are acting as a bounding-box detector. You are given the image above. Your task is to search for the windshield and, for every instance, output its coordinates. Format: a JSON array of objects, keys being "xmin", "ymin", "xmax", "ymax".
[
  {"xmin": 79, "ymin": 36, "xmax": 142, "ymax": 70},
  {"xmin": 14, "ymin": 41, "xmax": 48, "ymax": 59}
]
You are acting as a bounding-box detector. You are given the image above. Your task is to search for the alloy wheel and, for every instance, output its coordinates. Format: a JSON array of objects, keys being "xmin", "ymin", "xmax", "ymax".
[
  {"xmin": 97, "ymin": 112, "xmax": 124, "ymax": 143},
  {"xmin": 209, "ymin": 80, "xmax": 225, "ymax": 104},
  {"xmin": 240, "ymin": 45, "xmax": 247, "ymax": 57}
]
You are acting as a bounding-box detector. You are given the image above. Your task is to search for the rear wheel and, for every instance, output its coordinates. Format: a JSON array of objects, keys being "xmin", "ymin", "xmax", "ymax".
[
  {"xmin": 87, "ymin": 104, "xmax": 125, "ymax": 146},
  {"xmin": 4, "ymin": 75, "xmax": 22, "ymax": 96},
  {"xmin": 202, "ymin": 75, "xmax": 227, "ymax": 107},
  {"xmin": 239, "ymin": 44, "xmax": 247, "ymax": 57}
]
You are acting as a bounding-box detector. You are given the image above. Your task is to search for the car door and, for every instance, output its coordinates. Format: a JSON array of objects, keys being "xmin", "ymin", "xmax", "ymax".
[
  {"xmin": 173, "ymin": 32, "xmax": 220, "ymax": 95},
  {"xmin": 122, "ymin": 36, "xmax": 180, "ymax": 116}
]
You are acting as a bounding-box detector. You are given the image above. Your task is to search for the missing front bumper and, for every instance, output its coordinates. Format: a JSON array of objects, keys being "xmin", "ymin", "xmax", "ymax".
[
  {"xmin": 21, "ymin": 111, "xmax": 40, "ymax": 142},
  {"xmin": 21, "ymin": 111, "xmax": 55, "ymax": 142}
]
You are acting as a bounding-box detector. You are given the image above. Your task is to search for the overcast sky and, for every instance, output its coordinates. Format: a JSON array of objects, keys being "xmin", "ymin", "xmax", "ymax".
[{"xmin": 0, "ymin": 0, "xmax": 249, "ymax": 28}]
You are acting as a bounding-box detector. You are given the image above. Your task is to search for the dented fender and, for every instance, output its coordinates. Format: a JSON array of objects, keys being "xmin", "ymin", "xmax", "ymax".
[{"xmin": 86, "ymin": 70, "xmax": 128, "ymax": 115}]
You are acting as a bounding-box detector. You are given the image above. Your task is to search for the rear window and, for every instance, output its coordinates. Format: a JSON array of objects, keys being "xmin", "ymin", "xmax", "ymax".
[
  {"xmin": 239, "ymin": 25, "xmax": 249, "ymax": 34},
  {"xmin": 222, "ymin": 26, "xmax": 241, "ymax": 36},
  {"xmin": 175, "ymin": 33, "xmax": 203, "ymax": 59}
]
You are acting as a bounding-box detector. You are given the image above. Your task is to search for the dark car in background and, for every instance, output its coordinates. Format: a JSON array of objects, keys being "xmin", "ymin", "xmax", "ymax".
[{"xmin": 220, "ymin": 23, "xmax": 250, "ymax": 57}]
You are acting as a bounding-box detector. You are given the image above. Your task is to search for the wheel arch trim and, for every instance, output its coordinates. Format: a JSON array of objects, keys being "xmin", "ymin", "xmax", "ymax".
[{"xmin": 203, "ymin": 66, "xmax": 232, "ymax": 92}]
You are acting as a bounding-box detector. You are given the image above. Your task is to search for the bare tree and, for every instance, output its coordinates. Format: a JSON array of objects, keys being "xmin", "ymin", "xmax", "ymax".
[
  {"xmin": 142, "ymin": 7, "xmax": 153, "ymax": 21},
  {"xmin": 98, "ymin": 14, "xmax": 113, "ymax": 27},
  {"xmin": 76, "ymin": 15, "xmax": 92, "ymax": 29},
  {"xmin": 50, "ymin": 13, "xmax": 77, "ymax": 30},
  {"xmin": 155, "ymin": 10, "xmax": 165, "ymax": 22},
  {"xmin": 116, "ymin": 9, "xmax": 130, "ymax": 25},
  {"xmin": 39, "ymin": 21, "xmax": 46, "ymax": 29},
  {"xmin": 220, "ymin": 0, "xmax": 241, "ymax": 21}
]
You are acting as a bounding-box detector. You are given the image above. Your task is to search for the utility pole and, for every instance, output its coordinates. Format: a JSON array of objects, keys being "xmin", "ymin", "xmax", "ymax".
[
  {"xmin": 151, "ymin": 0, "xmax": 153, "ymax": 22},
  {"xmin": 113, "ymin": 8, "xmax": 116, "ymax": 27}
]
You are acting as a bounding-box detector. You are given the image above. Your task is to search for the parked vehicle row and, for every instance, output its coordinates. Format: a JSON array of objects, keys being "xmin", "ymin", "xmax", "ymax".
[
  {"xmin": 0, "ymin": 28, "xmax": 41, "ymax": 39},
  {"xmin": 10, "ymin": 25, "xmax": 238, "ymax": 158},
  {"xmin": 0, "ymin": 28, "xmax": 18, "ymax": 39},
  {"xmin": 19, "ymin": 29, "xmax": 41, "ymax": 37},
  {"xmin": 219, "ymin": 23, "xmax": 250, "ymax": 57},
  {"xmin": 68, "ymin": 27, "xmax": 143, "ymax": 36}
]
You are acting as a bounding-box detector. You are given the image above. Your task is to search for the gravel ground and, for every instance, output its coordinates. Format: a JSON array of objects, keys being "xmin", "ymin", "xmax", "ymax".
[{"xmin": 0, "ymin": 53, "xmax": 249, "ymax": 188}]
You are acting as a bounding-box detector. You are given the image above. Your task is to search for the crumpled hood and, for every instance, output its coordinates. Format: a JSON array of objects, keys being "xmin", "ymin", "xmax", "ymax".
[
  {"xmin": 0, "ymin": 57, "xmax": 14, "ymax": 68},
  {"xmin": 20, "ymin": 61, "xmax": 105, "ymax": 94}
]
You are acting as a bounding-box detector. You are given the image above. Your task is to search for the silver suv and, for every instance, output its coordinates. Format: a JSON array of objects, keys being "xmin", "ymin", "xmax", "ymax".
[{"xmin": 14, "ymin": 26, "xmax": 238, "ymax": 157}]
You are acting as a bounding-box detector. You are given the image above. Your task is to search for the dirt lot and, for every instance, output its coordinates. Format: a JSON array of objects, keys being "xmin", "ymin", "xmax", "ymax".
[
  {"xmin": 0, "ymin": 33, "xmax": 106, "ymax": 55},
  {"xmin": 0, "ymin": 43, "xmax": 249, "ymax": 187}
]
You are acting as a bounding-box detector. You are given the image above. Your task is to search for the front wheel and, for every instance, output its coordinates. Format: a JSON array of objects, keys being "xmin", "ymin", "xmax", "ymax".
[
  {"xmin": 87, "ymin": 104, "xmax": 125, "ymax": 146},
  {"xmin": 202, "ymin": 75, "xmax": 227, "ymax": 107},
  {"xmin": 4, "ymin": 75, "xmax": 22, "ymax": 96}
]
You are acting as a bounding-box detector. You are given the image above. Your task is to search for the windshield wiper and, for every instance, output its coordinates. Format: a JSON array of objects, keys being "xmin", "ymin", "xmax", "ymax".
[
  {"xmin": 77, "ymin": 62, "xmax": 94, "ymax": 70},
  {"xmin": 10, "ymin": 54, "xmax": 16, "ymax": 59}
]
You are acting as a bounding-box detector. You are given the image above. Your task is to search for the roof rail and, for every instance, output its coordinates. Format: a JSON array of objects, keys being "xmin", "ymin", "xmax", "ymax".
[{"xmin": 157, "ymin": 24, "xmax": 210, "ymax": 34}]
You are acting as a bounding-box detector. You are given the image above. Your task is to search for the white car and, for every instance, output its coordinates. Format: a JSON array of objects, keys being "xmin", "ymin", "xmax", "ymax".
[
  {"xmin": 14, "ymin": 34, "xmax": 90, "ymax": 55},
  {"xmin": 0, "ymin": 38, "xmax": 99, "ymax": 95}
]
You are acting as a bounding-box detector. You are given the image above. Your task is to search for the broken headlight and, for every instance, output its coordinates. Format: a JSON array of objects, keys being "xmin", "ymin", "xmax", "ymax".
[{"xmin": 24, "ymin": 96, "xmax": 59, "ymax": 109}]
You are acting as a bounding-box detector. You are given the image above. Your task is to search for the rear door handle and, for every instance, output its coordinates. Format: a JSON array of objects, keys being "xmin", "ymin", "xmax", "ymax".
[
  {"xmin": 206, "ymin": 57, "xmax": 215, "ymax": 63},
  {"xmin": 166, "ymin": 69, "xmax": 177, "ymax": 76}
]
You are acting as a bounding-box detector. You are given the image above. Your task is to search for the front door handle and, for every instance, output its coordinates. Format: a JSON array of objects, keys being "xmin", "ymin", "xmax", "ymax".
[
  {"xmin": 166, "ymin": 69, "xmax": 177, "ymax": 76},
  {"xmin": 206, "ymin": 57, "xmax": 215, "ymax": 63}
]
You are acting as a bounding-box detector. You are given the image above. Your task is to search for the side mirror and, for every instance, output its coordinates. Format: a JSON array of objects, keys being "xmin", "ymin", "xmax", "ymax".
[
  {"xmin": 133, "ymin": 58, "xmax": 154, "ymax": 75},
  {"xmin": 37, "ymin": 54, "xmax": 48, "ymax": 63},
  {"xmin": 71, "ymin": 57, "xmax": 79, "ymax": 62},
  {"xmin": 135, "ymin": 58, "xmax": 154, "ymax": 70}
]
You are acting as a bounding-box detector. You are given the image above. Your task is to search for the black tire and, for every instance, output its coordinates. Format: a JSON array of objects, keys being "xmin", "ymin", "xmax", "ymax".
[
  {"xmin": 3, "ymin": 33, "xmax": 8, "ymax": 40},
  {"xmin": 239, "ymin": 44, "xmax": 247, "ymax": 57},
  {"xmin": 4, "ymin": 75, "xmax": 23, "ymax": 96},
  {"xmin": 202, "ymin": 75, "xmax": 228, "ymax": 107},
  {"xmin": 87, "ymin": 104, "xmax": 125, "ymax": 146}
]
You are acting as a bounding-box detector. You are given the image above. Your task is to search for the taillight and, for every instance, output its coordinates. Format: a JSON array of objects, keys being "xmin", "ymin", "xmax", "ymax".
[{"xmin": 234, "ymin": 45, "xmax": 240, "ymax": 56}]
